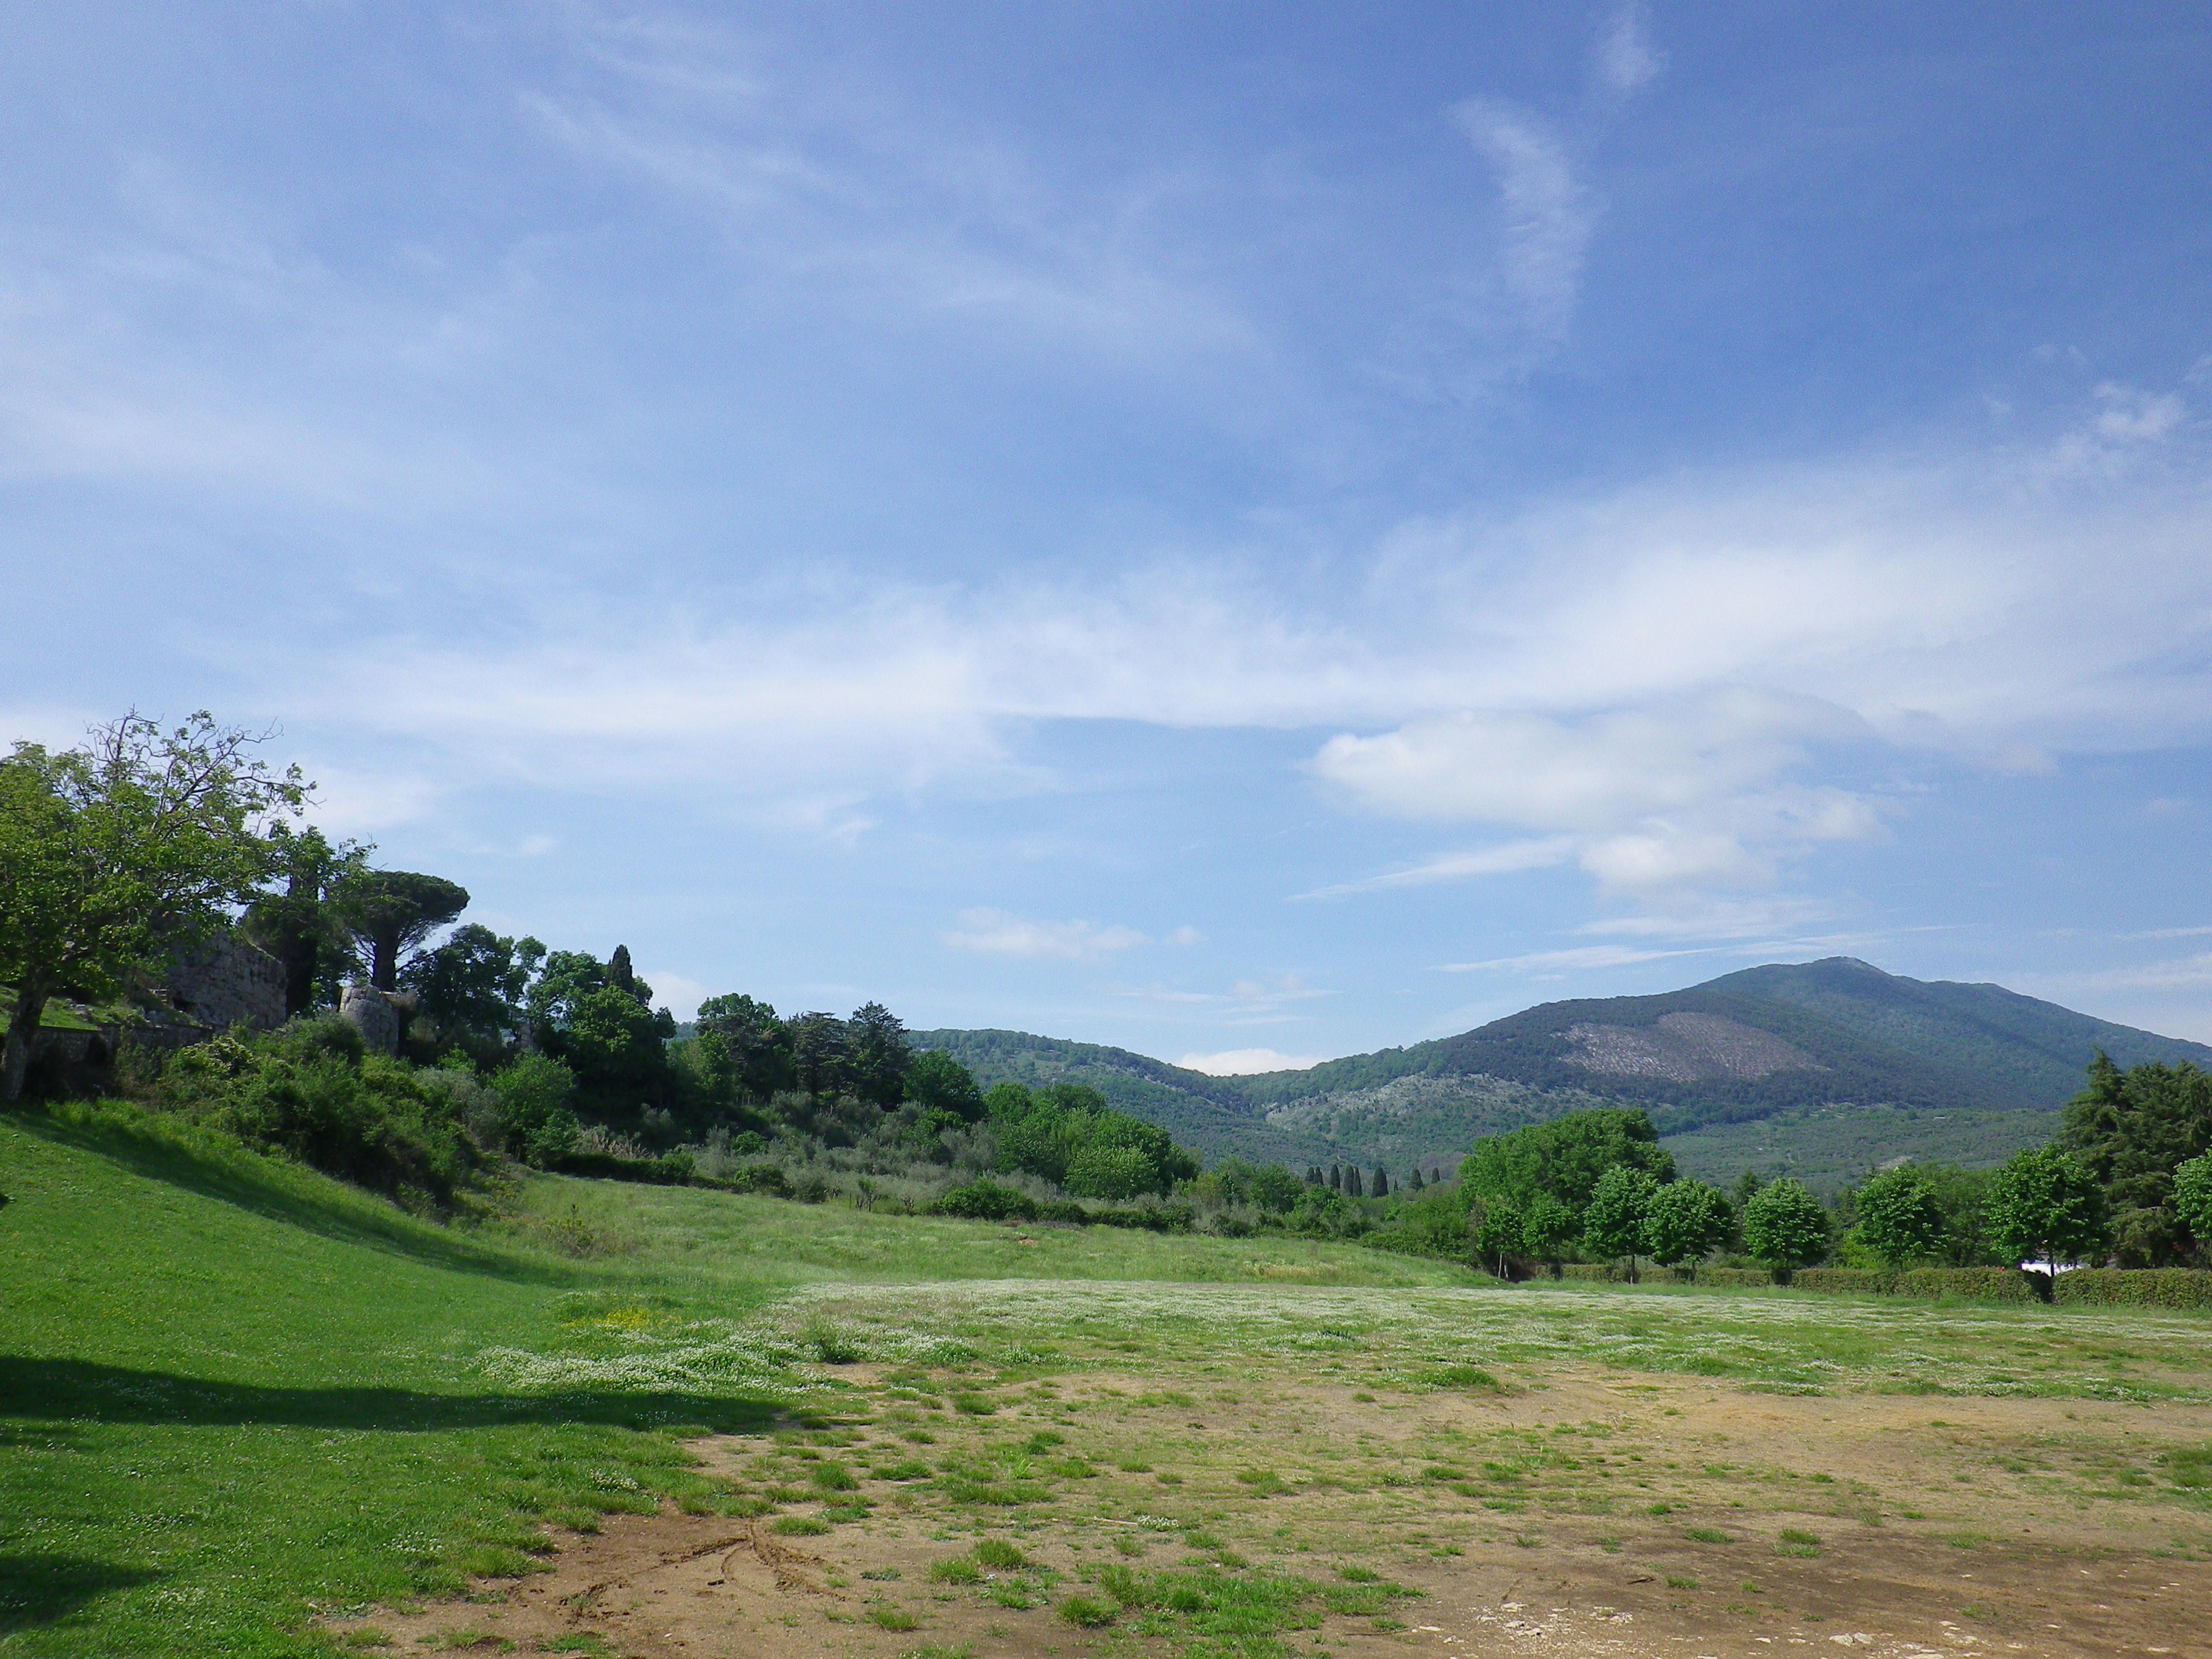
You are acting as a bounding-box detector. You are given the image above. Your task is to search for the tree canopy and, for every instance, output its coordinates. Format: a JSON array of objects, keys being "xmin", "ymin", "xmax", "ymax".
[
  {"xmin": 1, "ymin": 712, "xmax": 305, "ymax": 1098},
  {"xmin": 1986, "ymin": 1146, "xmax": 2108, "ymax": 1268},
  {"xmin": 344, "ymin": 870, "xmax": 469, "ymax": 991},
  {"xmin": 1459, "ymin": 1108, "xmax": 1675, "ymax": 1216},
  {"xmin": 1743, "ymin": 1178, "xmax": 1829, "ymax": 1275}
]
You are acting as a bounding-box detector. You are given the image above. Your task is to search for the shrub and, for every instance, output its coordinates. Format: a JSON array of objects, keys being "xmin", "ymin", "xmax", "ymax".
[
  {"xmin": 931, "ymin": 1180, "xmax": 1037, "ymax": 1222},
  {"xmin": 139, "ymin": 1020, "xmax": 479, "ymax": 1203},
  {"xmin": 488, "ymin": 1053, "xmax": 581, "ymax": 1167}
]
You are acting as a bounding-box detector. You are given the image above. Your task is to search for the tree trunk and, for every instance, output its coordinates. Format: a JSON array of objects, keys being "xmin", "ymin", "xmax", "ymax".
[
  {"xmin": 2, "ymin": 984, "xmax": 49, "ymax": 1101},
  {"xmin": 369, "ymin": 933, "xmax": 397, "ymax": 992}
]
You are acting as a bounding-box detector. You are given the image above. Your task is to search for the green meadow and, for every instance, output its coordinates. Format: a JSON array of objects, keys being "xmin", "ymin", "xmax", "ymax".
[{"xmin": 6, "ymin": 1102, "xmax": 2211, "ymax": 1657}]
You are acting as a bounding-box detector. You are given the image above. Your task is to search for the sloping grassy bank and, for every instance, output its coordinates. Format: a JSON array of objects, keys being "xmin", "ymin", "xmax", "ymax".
[{"xmin": 0, "ymin": 1102, "xmax": 1477, "ymax": 1655}]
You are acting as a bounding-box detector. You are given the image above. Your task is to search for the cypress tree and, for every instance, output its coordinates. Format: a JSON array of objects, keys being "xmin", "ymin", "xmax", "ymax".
[
  {"xmin": 1409, "ymin": 1167, "xmax": 1424, "ymax": 1191},
  {"xmin": 1328, "ymin": 1164, "xmax": 1341, "ymax": 1191},
  {"xmin": 1372, "ymin": 1166, "xmax": 1389, "ymax": 1197},
  {"xmin": 1346, "ymin": 1167, "xmax": 1363, "ymax": 1197}
]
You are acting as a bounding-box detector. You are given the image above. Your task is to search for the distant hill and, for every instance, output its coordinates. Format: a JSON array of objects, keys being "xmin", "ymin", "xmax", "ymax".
[{"xmin": 915, "ymin": 958, "xmax": 2212, "ymax": 1190}]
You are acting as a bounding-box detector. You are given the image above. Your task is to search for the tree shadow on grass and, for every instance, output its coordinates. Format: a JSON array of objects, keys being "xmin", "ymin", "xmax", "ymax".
[
  {"xmin": 6, "ymin": 1106, "xmax": 575, "ymax": 1286},
  {"xmin": 0, "ymin": 1555, "xmax": 164, "ymax": 1633},
  {"xmin": 0, "ymin": 1357, "xmax": 781, "ymax": 1437}
]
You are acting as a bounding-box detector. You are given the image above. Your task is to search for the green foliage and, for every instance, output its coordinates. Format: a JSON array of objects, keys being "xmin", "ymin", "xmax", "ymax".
[
  {"xmin": 1522, "ymin": 1192, "xmax": 1579, "ymax": 1265},
  {"xmin": 1471, "ymin": 1200, "xmax": 1523, "ymax": 1276},
  {"xmin": 1583, "ymin": 1165, "xmax": 1660, "ymax": 1266},
  {"xmin": 2051, "ymin": 1267, "xmax": 2212, "ymax": 1309},
  {"xmin": 341, "ymin": 869, "xmax": 469, "ymax": 993},
  {"xmin": 986, "ymin": 1080, "xmax": 1195, "ymax": 1196},
  {"xmin": 904, "ymin": 1048, "xmax": 985, "ymax": 1123},
  {"xmin": 1852, "ymin": 1164, "xmax": 1951, "ymax": 1267},
  {"xmin": 1742, "ymin": 1177, "xmax": 1830, "ymax": 1274},
  {"xmin": 1460, "ymin": 1108, "xmax": 1674, "ymax": 1219},
  {"xmin": 690, "ymin": 993, "xmax": 796, "ymax": 1103},
  {"xmin": 135, "ymin": 1017, "xmax": 480, "ymax": 1202},
  {"xmin": 845, "ymin": 1001, "xmax": 912, "ymax": 1108},
  {"xmin": 2060, "ymin": 1054, "xmax": 2212, "ymax": 1265},
  {"xmin": 1394, "ymin": 1183, "xmax": 1471, "ymax": 1255},
  {"xmin": 490, "ymin": 1054, "xmax": 582, "ymax": 1168},
  {"xmin": 1641, "ymin": 1178, "xmax": 1732, "ymax": 1271},
  {"xmin": 241, "ymin": 824, "xmax": 372, "ymax": 1017},
  {"xmin": 400, "ymin": 924, "xmax": 545, "ymax": 1052},
  {"xmin": 1986, "ymin": 1146, "xmax": 2109, "ymax": 1267},
  {"xmin": 1, "ymin": 711, "xmax": 307, "ymax": 1097},
  {"xmin": 2175, "ymin": 1153, "xmax": 2212, "ymax": 1246}
]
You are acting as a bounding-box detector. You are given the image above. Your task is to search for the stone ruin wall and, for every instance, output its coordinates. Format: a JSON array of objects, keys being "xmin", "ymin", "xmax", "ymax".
[{"xmin": 166, "ymin": 936, "xmax": 288, "ymax": 1034}]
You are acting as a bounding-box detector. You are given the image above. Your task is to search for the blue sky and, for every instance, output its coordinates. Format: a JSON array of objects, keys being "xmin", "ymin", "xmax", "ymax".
[{"xmin": 5, "ymin": 3, "xmax": 2211, "ymax": 1061}]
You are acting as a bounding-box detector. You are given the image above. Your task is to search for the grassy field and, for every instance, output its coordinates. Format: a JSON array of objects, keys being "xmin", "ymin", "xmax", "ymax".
[{"xmin": 5, "ymin": 1102, "xmax": 2211, "ymax": 1658}]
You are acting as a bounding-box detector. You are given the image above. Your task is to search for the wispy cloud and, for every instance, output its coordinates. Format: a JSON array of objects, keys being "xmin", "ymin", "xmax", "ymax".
[
  {"xmin": 1595, "ymin": 5, "xmax": 1666, "ymax": 94},
  {"xmin": 1295, "ymin": 837, "xmax": 1575, "ymax": 899},
  {"xmin": 1118, "ymin": 973, "xmax": 1329, "ymax": 1026},
  {"xmin": 941, "ymin": 908, "xmax": 1146, "ymax": 961},
  {"xmin": 1454, "ymin": 101, "xmax": 1598, "ymax": 340},
  {"xmin": 1440, "ymin": 944, "xmax": 1705, "ymax": 974}
]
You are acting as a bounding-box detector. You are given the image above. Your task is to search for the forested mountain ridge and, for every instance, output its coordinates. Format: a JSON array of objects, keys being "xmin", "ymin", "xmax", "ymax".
[{"xmin": 916, "ymin": 958, "xmax": 2212, "ymax": 1184}]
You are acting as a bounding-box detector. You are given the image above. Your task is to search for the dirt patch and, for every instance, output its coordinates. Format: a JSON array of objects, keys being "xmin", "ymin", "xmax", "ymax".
[{"xmin": 331, "ymin": 1365, "xmax": 2212, "ymax": 1658}]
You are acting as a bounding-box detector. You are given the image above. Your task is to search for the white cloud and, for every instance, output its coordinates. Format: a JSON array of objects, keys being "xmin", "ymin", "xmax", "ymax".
[
  {"xmin": 1166, "ymin": 925, "xmax": 1206, "ymax": 947},
  {"xmin": 942, "ymin": 908, "xmax": 1146, "ymax": 961},
  {"xmin": 244, "ymin": 410, "xmax": 2212, "ymax": 898},
  {"xmin": 1308, "ymin": 696, "xmax": 1884, "ymax": 899},
  {"xmin": 640, "ymin": 968, "xmax": 712, "ymax": 1021},
  {"xmin": 2093, "ymin": 382, "xmax": 2186, "ymax": 443},
  {"xmin": 1596, "ymin": 6, "xmax": 1665, "ymax": 93},
  {"xmin": 1454, "ymin": 101, "xmax": 1598, "ymax": 339},
  {"xmin": 1178, "ymin": 1047, "xmax": 1326, "ymax": 1075}
]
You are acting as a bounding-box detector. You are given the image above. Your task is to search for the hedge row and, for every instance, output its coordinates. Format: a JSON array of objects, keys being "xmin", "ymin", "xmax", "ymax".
[
  {"xmin": 2053, "ymin": 1268, "xmax": 2212, "ymax": 1310},
  {"xmin": 1792, "ymin": 1267, "xmax": 2040, "ymax": 1303}
]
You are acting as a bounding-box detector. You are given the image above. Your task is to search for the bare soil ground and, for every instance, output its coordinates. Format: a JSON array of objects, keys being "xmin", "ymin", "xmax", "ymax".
[{"xmin": 332, "ymin": 1363, "xmax": 2212, "ymax": 1659}]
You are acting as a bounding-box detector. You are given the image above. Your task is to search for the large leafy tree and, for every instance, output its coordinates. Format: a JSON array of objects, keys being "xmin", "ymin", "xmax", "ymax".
[
  {"xmin": 789, "ymin": 1012, "xmax": 851, "ymax": 1098},
  {"xmin": 1642, "ymin": 1179, "xmax": 1732, "ymax": 1277},
  {"xmin": 1471, "ymin": 1200, "xmax": 1525, "ymax": 1278},
  {"xmin": 1986, "ymin": 1146, "xmax": 2108, "ymax": 1270},
  {"xmin": 1460, "ymin": 1108, "xmax": 1676, "ymax": 1217},
  {"xmin": 1743, "ymin": 1178, "xmax": 1830, "ymax": 1277},
  {"xmin": 1, "ymin": 713, "xmax": 305, "ymax": 1099},
  {"xmin": 1583, "ymin": 1165, "xmax": 1660, "ymax": 1274},
  {"xmin": 1853, "ymin": 1165, "xmax": 1950, "ymax": 1267},
  {"xmin": 2059, "ymin": 1054, "xmax": 2212, "ymax": 1266},
  {"xmin": 693, "ymin": 993, "xmax": 797, "ymax": 1102},
  {"xmin": 241, "ymin": 824, "xmax": 370, "ymax": 1017},
  {"xmin": 845, "ymin": 1001, "xmax": 911, "ymax": 1107},
  {"xmin": 399, "ymin": 924, "xmax": 545, "ymax": 1048},
  {"xmin": 343, "ymin": 870, "xmax": 469, "ymax": 991},
  {"xmin": 2173, "ymin": 1153, "xmax": 2212, "ymax": 1255},
  {"xmin": 903, "ymin": 1048, "xmax": 984, "ymax": 1124}
]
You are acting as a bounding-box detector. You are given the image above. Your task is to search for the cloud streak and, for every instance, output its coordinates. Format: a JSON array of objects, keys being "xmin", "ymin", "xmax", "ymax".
[{"xmin": 941, "ymin": 908, "xmax": 1146, "ymax": 961}]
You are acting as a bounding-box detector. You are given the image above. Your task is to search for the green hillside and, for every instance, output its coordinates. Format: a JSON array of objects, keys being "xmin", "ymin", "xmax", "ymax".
[
  {"xmin": 907, "ymin": 1028, "xmax": 1341, "ymax": 1168},
  {"xmin": 0, "ymin": 1101, "xmax": 1464, "ymax": 1655},
  {"xmin": 919, "ymin": 959, "xmax": 2212, "ymax": 1180}
]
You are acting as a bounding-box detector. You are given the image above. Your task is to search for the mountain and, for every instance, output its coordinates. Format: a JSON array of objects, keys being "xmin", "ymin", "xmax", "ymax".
[{"xmin": 915, "ymin": 958, "xmax": 2212, "ymax": 1192}]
